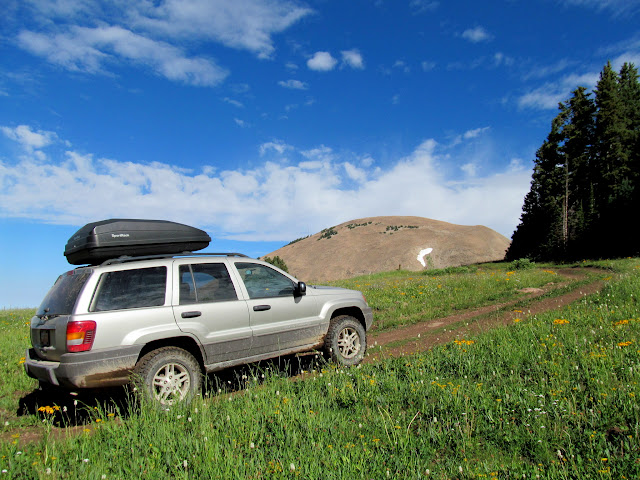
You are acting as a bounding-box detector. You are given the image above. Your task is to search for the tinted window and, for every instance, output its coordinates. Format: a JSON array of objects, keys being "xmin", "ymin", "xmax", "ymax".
[
  {"xmin": 91, "ymin": 267, "xmax": 167, "ymax": 312},
  {"xmin": 37, "ymin": 270, "xmax": 92, "ymax": 316},
  {"xmin": 235, "ymin": 262, "xmax": 294, "ymax": 299},
  {"xmin": 179, "ymin": 263, "xmax": 237, "ymax": 304}
]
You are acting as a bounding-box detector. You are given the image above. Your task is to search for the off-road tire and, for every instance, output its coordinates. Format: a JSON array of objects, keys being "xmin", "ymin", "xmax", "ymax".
[
  {"xmin": 323, "ymin": 315, "xmax": 366, "ymax": 366},
  {"xmin": 133, "ymin": 347, "xmax": 202, "ymax": 406}
]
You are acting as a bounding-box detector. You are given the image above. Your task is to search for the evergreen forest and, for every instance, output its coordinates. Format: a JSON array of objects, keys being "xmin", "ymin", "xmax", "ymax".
[{"xmin": 507, "ymin": 61, "xmax": 640, "ymax": 261}]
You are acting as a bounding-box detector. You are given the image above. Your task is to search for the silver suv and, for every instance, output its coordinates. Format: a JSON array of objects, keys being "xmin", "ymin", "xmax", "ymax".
[{"xmin": 25, "ymin": 253, "xmax": 373, "ymax": 405}]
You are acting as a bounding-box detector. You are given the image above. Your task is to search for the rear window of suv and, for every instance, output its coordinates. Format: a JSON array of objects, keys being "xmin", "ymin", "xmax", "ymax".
[
  {"xmin": 91, "ymin": 267, "xmax": 167, "ymax": 312},
  {"xmin": 36, "ymin": 269, "xmax": 92, "ymax": 317}
]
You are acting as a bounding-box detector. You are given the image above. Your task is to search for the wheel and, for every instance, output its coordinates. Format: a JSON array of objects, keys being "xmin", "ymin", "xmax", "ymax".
[
  {"xmin": 323, "ymin": 315, "xmax": 366, "ymax": 366},
  {"xmin": 133, "ymin": 347, "xmax": 202, "ymax": 406}
]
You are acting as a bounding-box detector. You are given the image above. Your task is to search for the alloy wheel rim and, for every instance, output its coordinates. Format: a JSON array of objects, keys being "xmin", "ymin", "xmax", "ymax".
[
  {"xmin": 337, "ymin": 327, "xmax": 361, "ymax": 358},
  {"xmin": 152, "ymin": 363, "xmax": 191, "ymax": 405}
]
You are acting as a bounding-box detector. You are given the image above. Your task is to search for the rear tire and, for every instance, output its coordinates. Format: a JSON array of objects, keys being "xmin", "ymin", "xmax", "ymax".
[
  {"xmin": 323, "ymin": 315, "xmax": 366, "ymax": 366},
  {"xmin": 133, "ymin": 347, "xmax": 202, "ymax": 406}
]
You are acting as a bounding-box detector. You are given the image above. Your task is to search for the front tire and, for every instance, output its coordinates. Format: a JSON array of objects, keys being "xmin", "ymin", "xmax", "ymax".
[
  {"xmin": 324, "ymin": 315, "xmax": 366, "ymax": 366},
  {"xmin": 133, "ymin": 347, "xmax": 202, "ymax": 406}
]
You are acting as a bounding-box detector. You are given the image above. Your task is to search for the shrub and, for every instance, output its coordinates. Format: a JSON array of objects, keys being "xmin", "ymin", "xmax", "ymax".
[
  {"xmin": 262, "ymin": 255, "xmax": 289, "ymax": 273},
  {"xmin": 510, "ymin": 258, "xmax": 535, "ymax": 270}
]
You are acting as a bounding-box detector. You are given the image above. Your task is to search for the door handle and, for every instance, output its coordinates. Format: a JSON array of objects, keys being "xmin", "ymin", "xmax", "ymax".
[
  {"xmin": 253, "ymin": 305, "xmax": 271, "ymax": 312},
  {"xmin": 181, "ymin": 311, "xmax": 202, "ymax": 318}
]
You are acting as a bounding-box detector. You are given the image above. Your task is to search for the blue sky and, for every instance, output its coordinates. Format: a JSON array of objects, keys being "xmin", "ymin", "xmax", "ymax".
[{"xmin": 2, "ymin": 0, "xmax": 640, "ymax": 308}]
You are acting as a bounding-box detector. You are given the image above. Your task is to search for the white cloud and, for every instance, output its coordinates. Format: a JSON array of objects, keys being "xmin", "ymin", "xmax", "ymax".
[
  {"xmin": 341, "ymin": 49, "xmax": 364, "ymax": 69},
  {"xmin": 259, "ymin": 141, "xmax": 292, "ymax": 155},
  {"xmin": 0, "ymin": 125, "xmax": 532, "ymax": 239},
  {"xmin": 18, "ymin": 0, "xmax": 312, "ymax": 83},
  {"xmin": 223, "ymin": 97, "xmax": 244, "ymax": 108},
  {"xmin": 463, "ymin": 127, "xmax": 490, "ymax": 140},
  {"xmin": 18, "ymin": 26, "xmax": 229, "ymax": 86},
  {"xmin": 127, "ymin": 0, "xmax": 313, "ymax": 59},
  {"xmin": 449, "ymin": 126, "xmax": 491, "ymax": 147},
  {"xmin": 409, "ymin": 0, "xmax": 439, "ymax": 14},
  {"xmin": 278, "ymin": 79, "xmax": 308, "ymax": 90},
  {"xmin": 0, "ymin": 125, "xmax": 58, "ymax": 152},
  {"xmin": 343, "ymin": 162, "xmax": 367, "ymax": 183},
  {"xmin": 460, "ymin": 162, "xmax": 477, "ymax": 177},
  {"xmin": 561, "ymin": 0, "xmax": 640, "ymax": 16},
  {"xmin": 307, "ymin": 52, "xmax": 338, "ymax": 71},
  {"xmin": 518, "ymin": 72, "xmax": 599, "ymax": 110},
  {"xmin": 461, "ymin": 26, "xmax": 493, "ymax": 43}
]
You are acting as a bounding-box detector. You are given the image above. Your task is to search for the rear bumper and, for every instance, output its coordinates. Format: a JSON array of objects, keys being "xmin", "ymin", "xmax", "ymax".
[{"xmin": 24, "ymin": 346, "xmax": 142, "ymax": 389}]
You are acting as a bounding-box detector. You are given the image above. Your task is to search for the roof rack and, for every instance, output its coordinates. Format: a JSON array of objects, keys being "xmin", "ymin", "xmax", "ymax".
[{"xmin": 100, "ymin": 252, "xmax": 250, "ymax": 266}]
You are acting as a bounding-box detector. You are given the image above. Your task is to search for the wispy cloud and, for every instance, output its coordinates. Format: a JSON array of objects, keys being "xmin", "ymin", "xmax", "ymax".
[
  {"xmin": 341, "ymin": 49, "xmax": 365, "ymax": 69},
  {"xmin": 518, "ymin": 72, "xmax": 600, "ymax": 110},
  {"xmin": 409, "ymin": 0, "xmax": 439, "ymax": 14},
  {"xmin": 560, "ymin": 0, "xmax": 640, "ymax": 16},
  {"xmin": 1, "ymin": 125, "xmax": 531, "ymax": 239},
  {"xmin": 517, "ymin": 34, "xmax": 640, "ymax": 109},
  {"xmin": 19, "ymin": 26, "xmax": 229, "ymax": 86},
  {"xmin": 393, "ymin": 60, "xmax": 411, "ymax": 73},
  {"xmin": 223, "ymin": 97, "xmax": 244, "ymax": 108},
  {"xmin": 16, "ymin": 0, "xmax": 312, "ymax": 84},
  {"xmin": 278, "ymin": 79, "xmax": 308, "ymax": 90},
  {"xmin": 259, "ymin": 140, "xmax": 293, "ymax": 156},
  {"xmin": 461, "ymin": 26, "xmax": 493, "ymax": 43},
  {"xmin": 421, "ymin": 61, "xmax": 436, "ymax": 72}
]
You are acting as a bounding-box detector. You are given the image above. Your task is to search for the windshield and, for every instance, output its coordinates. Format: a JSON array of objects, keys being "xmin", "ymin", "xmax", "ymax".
[{"xmin": 36, "ymin": 269, "xmax": 92, "ymax": 317}]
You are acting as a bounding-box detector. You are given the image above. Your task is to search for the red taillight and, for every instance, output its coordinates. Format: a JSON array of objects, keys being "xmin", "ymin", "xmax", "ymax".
[{"xmin": 66, "ymin": 321, "xmax": 96, "ymax": 353}]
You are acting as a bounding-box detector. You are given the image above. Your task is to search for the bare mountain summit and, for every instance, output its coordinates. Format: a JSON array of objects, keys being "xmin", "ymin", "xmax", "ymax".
[{"xmin": 264, "ymin": 216, "xmax": 510, "ymax": 282}]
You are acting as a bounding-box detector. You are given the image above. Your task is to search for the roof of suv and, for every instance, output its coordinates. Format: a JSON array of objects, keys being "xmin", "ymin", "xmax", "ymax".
[{"xmin": 99, "ymin": 252, "xmax": 250, "ymax": 266}]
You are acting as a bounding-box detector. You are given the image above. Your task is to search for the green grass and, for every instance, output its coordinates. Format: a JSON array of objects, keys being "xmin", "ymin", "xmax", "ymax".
[
  {"xmin": 332, "ymin": 263, "xmax": 590, "ymax": 331},
  {"xmin": 0, "ymin": 260, "xmax": 638, "ymax": 478},
  {"xmin": 0, "ymin": 310, "xmax": 38, "ymax": 426}
]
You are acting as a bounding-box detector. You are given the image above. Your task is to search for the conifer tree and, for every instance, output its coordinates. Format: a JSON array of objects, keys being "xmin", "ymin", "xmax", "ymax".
[
  {"xmin": 508, "ymin": 61, "xmax": 639, "ymax": 260},
  {"xmin": 593, "ymin": 62, "xmax": 632, "ymax": 255},
  {"xmin": 507, "ymin": 114, "xmax": 565, "ymax": 260},
  {"xmin": 618, "ymin": 63, "xmax": 640, "ymax": 212},
  {"xmin": 561, "ymin": 87, "xmax": 596, "ymax": 257}
]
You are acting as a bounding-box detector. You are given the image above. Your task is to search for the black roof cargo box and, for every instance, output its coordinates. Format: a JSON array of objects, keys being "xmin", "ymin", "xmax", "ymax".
[{"xmin": 64, "ymin": 219, "xmax": 211, "ymax": 265}]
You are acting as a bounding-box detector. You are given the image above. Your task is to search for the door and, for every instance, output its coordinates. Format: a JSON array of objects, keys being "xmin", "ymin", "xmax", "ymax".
[
  {"xmin": 173, "ymin": 261, "xmax": 251, "ymax": 364},
  {"xmin": 232, "ymin": 262, "xmax": 320, "ymax": 356}
]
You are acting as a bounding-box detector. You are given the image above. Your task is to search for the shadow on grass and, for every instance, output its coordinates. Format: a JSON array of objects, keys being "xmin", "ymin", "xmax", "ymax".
[{"xmin": 16, "ymin": 351, "xmax": 326, "ymax": 428}]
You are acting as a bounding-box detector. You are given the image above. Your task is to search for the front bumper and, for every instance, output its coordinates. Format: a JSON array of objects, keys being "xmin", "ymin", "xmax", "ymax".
[
  {"xmin": 363, "ymin": 306, "xmax": 374, "ymax": 330},
  {"xmin": 24, "ymin": 346, "xmax": 142, "ymax": 389}
]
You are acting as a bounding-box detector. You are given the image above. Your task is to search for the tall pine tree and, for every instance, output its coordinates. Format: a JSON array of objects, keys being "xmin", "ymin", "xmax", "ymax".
[
  {"xmin": 508, "ymin": 61, "xmax": 639, "ymax": 261},
  {"xmin": 508, "ymin": 111, "xmax": 566, "ymax": 260},
  {"xmin": 561, "ymin": 87, "xmax": 596, "ymax": 257}
]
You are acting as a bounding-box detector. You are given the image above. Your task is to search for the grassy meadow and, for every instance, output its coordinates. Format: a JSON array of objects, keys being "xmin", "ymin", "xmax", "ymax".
[{"xmin": 0, "ymin": 259, "xmax": 638, "ymax": 478}]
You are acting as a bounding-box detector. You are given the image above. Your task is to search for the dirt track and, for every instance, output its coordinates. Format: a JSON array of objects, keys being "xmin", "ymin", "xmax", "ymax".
[{"xmin": 366, "ymin": 268, "xmax": 605, "ymax": 361}]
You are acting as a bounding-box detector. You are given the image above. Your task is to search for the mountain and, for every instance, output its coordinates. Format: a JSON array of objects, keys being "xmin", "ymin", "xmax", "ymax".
[{"xmin": 264, "ymin": 216, "xmax": 510, "ymax": 282}]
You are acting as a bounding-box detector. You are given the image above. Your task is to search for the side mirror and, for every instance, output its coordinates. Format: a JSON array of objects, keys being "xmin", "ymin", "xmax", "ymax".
[{"xmin": 294, "ymin": 281, "xmax": 307, "ymax": 297}]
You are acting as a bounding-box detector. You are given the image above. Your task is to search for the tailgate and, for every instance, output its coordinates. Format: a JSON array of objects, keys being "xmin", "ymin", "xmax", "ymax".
[{"xmin": 30, "ymin": 314, "xmax": 71, "ymax": 362}]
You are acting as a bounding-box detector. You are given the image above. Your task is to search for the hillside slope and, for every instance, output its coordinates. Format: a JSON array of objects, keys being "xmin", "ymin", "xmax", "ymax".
[{"xmin": 265, "ymin": 216, "xmax": 510, "ymax": 281}]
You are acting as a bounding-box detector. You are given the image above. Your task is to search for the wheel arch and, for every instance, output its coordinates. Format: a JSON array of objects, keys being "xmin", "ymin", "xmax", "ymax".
[
  {"xmin": 136, "ymin": 336, "xmax": 205, "ymax": 373},
  {"xmin": 330, "ymin": 307, "xmax": 366, "ymax": 330}
]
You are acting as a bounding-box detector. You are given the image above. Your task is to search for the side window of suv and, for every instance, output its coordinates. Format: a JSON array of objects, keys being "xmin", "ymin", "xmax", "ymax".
[
  {"xmin": 235, "ymin": 262, "xmax": 294, "ymax": 299},
  {"xmin": 179, "ymin": 263, "xmax": 238, "ymax": 304},
  {"xmin": 91, "ymin": 267, "xmax": 167, "ymax": 312}
]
